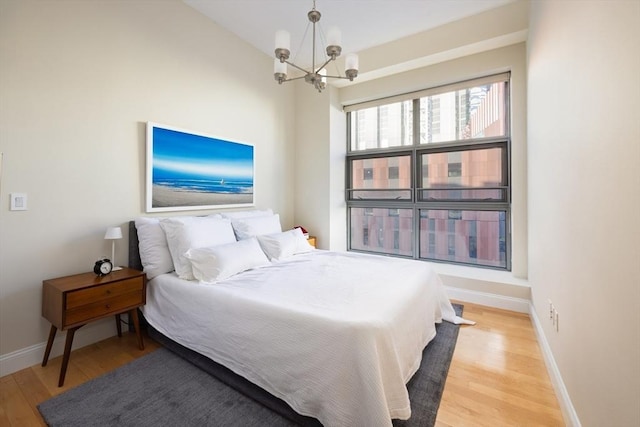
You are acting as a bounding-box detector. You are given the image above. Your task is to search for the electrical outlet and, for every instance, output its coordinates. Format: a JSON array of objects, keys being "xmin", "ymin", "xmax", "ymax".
[{"xmin": 548, "ymin": 299, "xmax": 559, "ymax": 331}]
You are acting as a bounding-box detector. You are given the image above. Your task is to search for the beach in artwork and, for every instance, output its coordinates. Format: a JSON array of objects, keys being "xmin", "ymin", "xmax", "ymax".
[
  {"xmin": 150, "ymin": 125, "xmax": 254, "ymax": 209},
  {"xmin": 152, "ymin": 184, "xmax": 252, "ymax": 207}
]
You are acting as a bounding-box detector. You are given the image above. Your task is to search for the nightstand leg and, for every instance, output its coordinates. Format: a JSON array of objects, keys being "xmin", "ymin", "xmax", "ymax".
[
  {"xmin": 130, "ymin": 309, "xmax": 144, "ymax": 350},
  {"xmin": 115, "ymin": 314, "xmax": 122, "ymax": 337},
  {"xmin": 42, "ymin": 325, "xmax": 57, "ymax": 367},
  {"xmin": 58, "ymin": 326, "xmax": 81, "ymax": 387}
]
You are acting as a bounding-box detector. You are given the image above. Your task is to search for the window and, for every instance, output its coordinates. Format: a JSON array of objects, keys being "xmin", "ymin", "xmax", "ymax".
[
  {"xmin": 388, "ymin": 166, "xmax": 399, "ymax": 179},
  {"xmin": 346, "ymin": 73, "xmax": 511, "ymax": 269},
  {"xmin": 363, "ymin": 168, "xmax": 373, "ymax": 180},
  {"xmin": 447, "ymin": 162, "xmax": 462, "ymax": 178},
  {"xmin": 349, "ymin": 155, "xmax": 411, "ymax": 200}
]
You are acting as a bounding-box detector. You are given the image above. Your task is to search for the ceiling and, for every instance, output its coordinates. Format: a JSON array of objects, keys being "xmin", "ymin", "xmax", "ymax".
[{"xmin": 184, "ymin": 0, "xmax": 516, "ymax": 71}]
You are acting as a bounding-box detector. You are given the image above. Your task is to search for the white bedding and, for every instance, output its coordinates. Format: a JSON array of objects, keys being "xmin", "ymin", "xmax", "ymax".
[{"xmin": 141, "ymin": 250, "xmax": 465, "ymax": 427}]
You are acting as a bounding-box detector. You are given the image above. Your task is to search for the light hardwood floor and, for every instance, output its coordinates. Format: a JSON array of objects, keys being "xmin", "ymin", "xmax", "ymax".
[
  {"xmin": 437, "ymin": 302, "xmax": 564, "ymax": 426},
  {"xmin": 0, "ymin": 302, "xmax": 564, "ymax": 426}
]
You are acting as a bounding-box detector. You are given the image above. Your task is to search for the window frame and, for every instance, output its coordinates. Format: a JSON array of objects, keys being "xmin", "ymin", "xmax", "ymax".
[{"xmin": 345, "ymin": 73, "xmax": 512, "ymax": 270}]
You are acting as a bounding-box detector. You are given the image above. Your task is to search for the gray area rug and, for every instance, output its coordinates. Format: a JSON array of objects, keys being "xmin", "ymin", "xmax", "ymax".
[{"xmin": 38, "ymin": 305, "xmax": 463, "ymax": 427}]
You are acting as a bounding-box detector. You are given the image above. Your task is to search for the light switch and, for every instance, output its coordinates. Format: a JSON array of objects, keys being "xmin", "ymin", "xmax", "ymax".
[{"xmin": 10, "ymin": 193, "xmax": 27, "ymax": 211}]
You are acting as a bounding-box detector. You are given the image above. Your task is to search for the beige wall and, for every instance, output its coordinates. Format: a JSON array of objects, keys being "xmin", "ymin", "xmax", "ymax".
[
  {"xmin": 528, "ymin": 1, "xmax": 640, "ymax": 426},
  {"xmin": 0, "ymin": 0, "xmax": 295, "ymax": 365},
  {"xmin": 292, "ymin": 83, "xmax": 348, "ymax": 251}
]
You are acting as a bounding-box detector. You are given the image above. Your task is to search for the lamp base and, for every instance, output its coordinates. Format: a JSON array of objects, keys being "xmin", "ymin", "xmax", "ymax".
[{"xmin": 112, "ymin": 266, "xmax": 123, "ymax": 271}]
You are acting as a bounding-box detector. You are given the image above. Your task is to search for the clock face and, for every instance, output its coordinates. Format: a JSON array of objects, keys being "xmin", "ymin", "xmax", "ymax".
[{"xmin": 100, "ymin": 261, "xmax": 112, "ymax": 274}]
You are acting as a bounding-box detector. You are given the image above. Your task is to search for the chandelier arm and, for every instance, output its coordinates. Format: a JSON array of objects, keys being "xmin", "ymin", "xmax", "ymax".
[
  {"xmin": 279, "ymin": 75, "xmax": 308, "ymax": 83},
  {"xmin": 314, "ymin": 57, "xmax": 334, "ymax": 74},
  {"xmin": 323, "ymin": 74, "xmax": 350, "ymax": 80},
  {"xmin": 284, "ymin": 60, "xmax": 311, "ymax": 74}
]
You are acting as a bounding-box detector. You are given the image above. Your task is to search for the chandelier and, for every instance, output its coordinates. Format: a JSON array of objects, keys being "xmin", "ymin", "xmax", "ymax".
[{"xmin": 273, "ymin": 1, "xmax": 359, "ymax": 92}]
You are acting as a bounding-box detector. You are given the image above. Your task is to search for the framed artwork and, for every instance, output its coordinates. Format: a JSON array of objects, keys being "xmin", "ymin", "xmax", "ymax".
[{"xmin": 146, "ymin": 122, "xmax": 254, "ymax": 212}]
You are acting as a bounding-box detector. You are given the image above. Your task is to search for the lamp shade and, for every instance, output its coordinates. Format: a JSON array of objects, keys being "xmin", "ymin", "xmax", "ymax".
[
  {"xmin": 345, "ymin": 53, "xmax": 359, "ymax": 71},
  {"xmin": 326, "ymin": 27, "xmax": 341, "ymax": 47},
  {"xmin": 104, "ymin": 227, "xmax": 122, "ymax": 240},
  {"xmin": 274, "ymin": 59, "xmax": 287, "ymax": 74},
  {"xmin": 319, "ymin": 68, "xmax": 326, "ymax": 83},
  {"xmin": 275, "ymin": 30, "xmax": 290, "ymax": 50}
]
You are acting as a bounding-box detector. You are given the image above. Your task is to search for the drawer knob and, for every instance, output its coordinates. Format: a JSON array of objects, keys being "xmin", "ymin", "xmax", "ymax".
[{"xmin": 105, "ymin": 304, "xmax": 110, "ymax": 309}]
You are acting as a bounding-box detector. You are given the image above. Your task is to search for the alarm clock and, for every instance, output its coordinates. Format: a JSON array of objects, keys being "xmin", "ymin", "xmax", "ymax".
[{"xmin": 94, "ymin": 258, "xmax": 113, "ymax": 276}]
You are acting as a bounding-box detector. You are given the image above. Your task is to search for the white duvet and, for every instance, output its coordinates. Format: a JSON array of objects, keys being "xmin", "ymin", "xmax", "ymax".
[{"xmin": 141, "ymin": 250, "xmax": 464, "ymax": 427}]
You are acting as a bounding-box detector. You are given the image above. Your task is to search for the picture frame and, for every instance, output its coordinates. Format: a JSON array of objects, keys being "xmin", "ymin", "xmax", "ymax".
[{"xmin": 146, "ymin": 122, "xmax": 254, "ymax": 212}]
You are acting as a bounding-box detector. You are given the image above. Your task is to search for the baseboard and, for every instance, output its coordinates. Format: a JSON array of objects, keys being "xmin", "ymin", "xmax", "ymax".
[
  {"xmin": 0, "ymin": 320, "xmax": 117, "ymax": 377},
  {"xmin": 444, "ymin": 286, "xmax": 530, "ymax": 313},
  {"xmin": 528, "ymin": 303, "xmax": 582, "ymax": 427}
]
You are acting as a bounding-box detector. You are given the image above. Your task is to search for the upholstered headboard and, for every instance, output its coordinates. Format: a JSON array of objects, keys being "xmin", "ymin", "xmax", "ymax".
[{"xmin": 128, "ymin": 221, "xmax": 143, "ymax": 271}]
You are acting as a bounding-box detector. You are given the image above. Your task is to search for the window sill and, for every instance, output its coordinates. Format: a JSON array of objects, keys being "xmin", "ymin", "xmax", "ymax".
[
  {"xmin": 427, "ymin": 262, "xmax": 528, "ymax": 287},
  {"xmin": 426, "ymin": 261, "xmax": 530, "ymax": 307}
]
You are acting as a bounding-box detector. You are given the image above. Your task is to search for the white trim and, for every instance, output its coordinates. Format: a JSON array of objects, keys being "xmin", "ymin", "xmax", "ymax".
[
  {"xmin": 445, "ymin": 286, "xmax": 530, "ymax": 313},
  {"xmin": 0, "ymin": 321, "xmax": 117, "ymax": 377},
  {"xmin": 529, "ymin": 303, "xmax": 582, "ymax": 427}
]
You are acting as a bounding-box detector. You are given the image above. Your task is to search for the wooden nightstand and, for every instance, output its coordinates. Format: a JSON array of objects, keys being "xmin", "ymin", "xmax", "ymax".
[
  {"xmin": 41, "ymin": 267, "xmax": 146, "ymax": 386},
  {"xmin": 307, "ymin": 236, "xmax": 317, "ymax": 248}
]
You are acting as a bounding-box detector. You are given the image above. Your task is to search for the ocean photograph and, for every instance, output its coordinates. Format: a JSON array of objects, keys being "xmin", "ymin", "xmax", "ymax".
[{"xmin": 148, "ymin": 124, "xmax": 254, "ymax": 211}]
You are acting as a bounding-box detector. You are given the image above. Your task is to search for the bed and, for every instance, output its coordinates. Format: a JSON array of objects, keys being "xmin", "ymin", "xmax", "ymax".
[{"xmin": 128, "ymin": 213, "xmax": 469, "ymax": 427}]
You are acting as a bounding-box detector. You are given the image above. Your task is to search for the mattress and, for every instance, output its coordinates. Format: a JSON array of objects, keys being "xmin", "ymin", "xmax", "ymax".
[{"xmin": 141, "ymin": 250, "xmax": 465, "ymax": 427}]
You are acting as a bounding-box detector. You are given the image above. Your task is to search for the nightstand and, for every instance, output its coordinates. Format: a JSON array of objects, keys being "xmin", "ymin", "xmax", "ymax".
[
  {"xmin": 41, "ymin": 267, "xmax": 146, "ymax": 386},
  {"xmin": 307, "ymin": 236, "xmax": 317, "ymax": 248}
]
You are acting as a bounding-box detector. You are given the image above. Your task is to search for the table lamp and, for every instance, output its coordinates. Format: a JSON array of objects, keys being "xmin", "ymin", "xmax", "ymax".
[{"xmin": 104, "ymin": 226, "xmax": 123, "ymax": 271}]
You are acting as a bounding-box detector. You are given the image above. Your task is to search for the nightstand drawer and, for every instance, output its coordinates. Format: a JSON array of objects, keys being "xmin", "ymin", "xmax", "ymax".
[
  {"xmin": 66, "ymin": 277, "xmax": 144, "ymax": 309},
  {"xmin": 65, "ymin": 291, "xmax": 143, "ymax": 325}
]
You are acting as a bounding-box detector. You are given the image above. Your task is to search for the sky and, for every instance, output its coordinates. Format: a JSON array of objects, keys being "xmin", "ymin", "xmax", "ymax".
[{"xmin": 151, "ymin": 126, "xmax": 254, "ymax": 181}]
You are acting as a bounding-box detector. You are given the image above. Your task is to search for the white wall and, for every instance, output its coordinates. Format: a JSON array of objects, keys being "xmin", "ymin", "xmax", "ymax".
[
  {"xmin": 0, "ymin": 0, "xmax": 295, "ymax": 371},
  {"xmin": 528, "ymin": 1, "xmax": 640, "ymax": 426}
]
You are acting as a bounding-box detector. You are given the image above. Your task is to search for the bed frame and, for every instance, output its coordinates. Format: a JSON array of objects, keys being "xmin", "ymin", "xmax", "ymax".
[{"xmin": 128, "ymin": 221, "xmax": 321, "ymax": 426}]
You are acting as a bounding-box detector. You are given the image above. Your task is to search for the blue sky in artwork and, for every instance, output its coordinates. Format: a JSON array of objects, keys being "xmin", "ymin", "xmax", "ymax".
[{"xmin": 152, "ymin": 127, "xmax": 253, "ymax": 182}]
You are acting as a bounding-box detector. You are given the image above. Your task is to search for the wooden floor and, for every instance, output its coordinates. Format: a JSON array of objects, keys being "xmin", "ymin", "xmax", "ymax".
[
  {"xmin": 437, "ymin": 302, "xmax": 564, "ymax": 426},
  {"xmin": 0, "ymin": 302, "xmax": 564, "ymax": 426}
]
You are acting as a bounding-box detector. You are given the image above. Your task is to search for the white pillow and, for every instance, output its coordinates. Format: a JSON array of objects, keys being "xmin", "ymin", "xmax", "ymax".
[
  {"xmin": 134, "ymin": 217, "xmax": 174, "ymax": 280},
  {"xmin": 184, "ymin": 238, "xmax": 270, "ymax": 283},
  {"xmin": 220, "ymin": 209, "xmax": 274, "ymax": 219},
  {"xmin": 231, "ymin": 214, "xmax": 282, "ymax": 240},
  {"xmin": 160, "ymin": 216, "xmax": 237, "ymax": 280},
  {"xmin": 257, "ymin": 228, "xmax": 314, "ymax": 261}
]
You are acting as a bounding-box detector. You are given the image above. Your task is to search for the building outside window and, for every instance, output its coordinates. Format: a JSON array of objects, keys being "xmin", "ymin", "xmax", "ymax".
[{"xmin": 346, "ymin": 73, "xmax": 511, "ymax": 270}]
